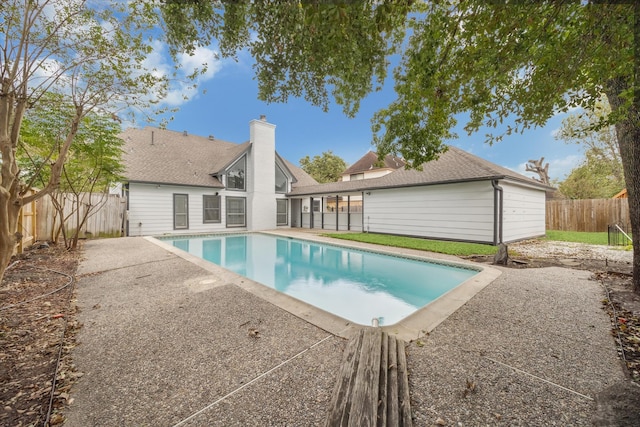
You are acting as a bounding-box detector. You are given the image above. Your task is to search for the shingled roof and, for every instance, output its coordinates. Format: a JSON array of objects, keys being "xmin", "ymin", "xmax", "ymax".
[
  {"xmin": 288, "ymin": 146, "xmax": 552, "ymax": 196},
  {"xmin": 342, "ymin": 151, "xmax": 405, "ymax": 175},
  {"xmin": 121, "ymin": 127, "xmax": 318, "ymax": 188}
]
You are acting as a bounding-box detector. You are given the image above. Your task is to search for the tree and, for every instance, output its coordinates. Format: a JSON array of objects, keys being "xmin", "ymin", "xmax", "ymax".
[
  {"xmin": 299, "ymin": 151, "xmax": 347, "ymax": 184},
  {"xmin": 556, "ymin": 95, "xmax": 625, "ymax": 198},
  {"xmin": 160, "ymin": 1, "xmax": 638, "ymax": 291},
  {"xmin": 559, "ymin": 150, "xmax": 626, "ymax": 199},
  {"xmin": 0, "ymin": 0, "xmax": 173, "ymax": 284},
  {"xmin": 19, "ymin": 94, "xmax": 124, "ymax": 249},
  {"xmin": 525, "ymin": 158, "xmax": 550, "ymax": 186}
]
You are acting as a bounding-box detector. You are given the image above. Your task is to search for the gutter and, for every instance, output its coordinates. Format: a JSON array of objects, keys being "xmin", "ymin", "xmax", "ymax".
[{"xmin": 491, "ymin": 179, "xmax": 504, "ymax": 245}]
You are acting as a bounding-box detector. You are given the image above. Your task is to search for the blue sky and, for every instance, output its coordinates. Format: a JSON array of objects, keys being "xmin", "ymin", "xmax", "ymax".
[{"xmin": 148, "ymin": 45, "xmax": 584, "ymax": 182}]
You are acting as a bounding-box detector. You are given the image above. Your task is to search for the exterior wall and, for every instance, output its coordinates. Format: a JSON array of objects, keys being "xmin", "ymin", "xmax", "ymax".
[
  {"xmin": 501, "ymin": 181, "xmax": 546, "ymax": 242},
  {"xmin": 247, "ymin": 118, "xmax": 277, "ymax": 230},
  {"xmin": 127, "ymin": 183, "xmax": 232, "ymax": 236},
  {"xmin": 363, "ymin": 181, "xmax": 495, "ymax": 243}
]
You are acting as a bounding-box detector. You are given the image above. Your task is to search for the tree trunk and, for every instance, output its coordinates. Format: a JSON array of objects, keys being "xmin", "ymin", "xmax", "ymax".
[
  {"xmin": 606, "ymin": 79, "xmax": 640, "ymax": 293},
  {"xmin": 0, "ymin": 190, "xmax": 22, "ymax": 289}
]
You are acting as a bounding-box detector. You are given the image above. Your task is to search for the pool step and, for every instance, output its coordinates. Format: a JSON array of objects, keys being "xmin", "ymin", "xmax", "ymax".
[{"xmin": 326, "ymin": 328, "xmax": 412, "ymax": 427}]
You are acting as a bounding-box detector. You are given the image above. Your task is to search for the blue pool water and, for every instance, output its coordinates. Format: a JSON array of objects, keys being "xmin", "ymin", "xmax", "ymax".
[{"xmin": 164, "ymin": 233, "xmax": 478, "ymax": 326}]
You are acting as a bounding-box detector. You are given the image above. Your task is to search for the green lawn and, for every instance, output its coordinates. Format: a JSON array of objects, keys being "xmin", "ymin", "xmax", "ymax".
[
  {"xmin": 322, "ymin": 233, "xmax": 497, "ymax": 256},
  {"xmin": 322, "ymin": 230, "xmax": 624, "ymax": 256},
  {"xmin": 543, "ymin": 230, "xmax": 610, "ymax": 245}
]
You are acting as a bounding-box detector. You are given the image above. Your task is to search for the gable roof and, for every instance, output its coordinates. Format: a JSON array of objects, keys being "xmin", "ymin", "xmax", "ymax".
[
  {"xmin": 342, "ymin": 151, "xmax": 405, "ymax": 175},
  {"xmin": 288, "ymin": 146, "xmax": 552, "ymax": 196},
  {"xmin": 280, "ymin": 157, "xmax": 318, "ymax": 188},
  {"xmin": 121, "ymin": 127, "xmax": 318, "ymax": 188}
]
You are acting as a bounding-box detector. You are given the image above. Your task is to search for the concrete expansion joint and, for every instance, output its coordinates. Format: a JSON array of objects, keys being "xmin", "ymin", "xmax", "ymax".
[
  {"xmin": 78, "ymin": 257, "xmax": 177, "ymax": 277},
  {"xmin": 171, "ymin": 334, "xmax": 335, "ymax": 427},
  {"xmin": 483, "ymin": 356, "xmax": 594, "ymax": 401}
]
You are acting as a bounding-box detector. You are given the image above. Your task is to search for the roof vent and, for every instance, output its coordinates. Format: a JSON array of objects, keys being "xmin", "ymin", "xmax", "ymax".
[
  {"xmin": 183, "ymin": 130, "xmax": 188, "ymax": 136},
  {"xmin": 208, "ymin": 135, "xmax": 215, "ymax": 141},
  {"xmin": 259, "ymin": 114, "xmax": 267, "ymax": 121}
]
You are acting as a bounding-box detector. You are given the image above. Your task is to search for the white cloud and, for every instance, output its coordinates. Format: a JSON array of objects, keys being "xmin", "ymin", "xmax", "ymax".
[
  {"xmin": 177, "ymin": 46, "xmax": 221, "ymax": 80},
  {"xmin": 508, "ymin": 154, "xmax": 583, "ymax": 182},
  {"xmin": 141, "ymin": 41, "xmax": 222, "ymax": 108}
]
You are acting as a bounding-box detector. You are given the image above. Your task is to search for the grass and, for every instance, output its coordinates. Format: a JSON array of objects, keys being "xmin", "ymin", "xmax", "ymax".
[
  {"xmin": 322, "ymin": 233, "xmax": 497, "ymax": 256},
  {"xmin": 543, "ymin": 230, "xmax": 610, "ymax": 245}
]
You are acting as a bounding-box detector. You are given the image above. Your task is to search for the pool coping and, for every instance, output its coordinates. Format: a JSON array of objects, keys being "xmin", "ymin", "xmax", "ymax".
[{"xmin": 146, "ymin": 231, "xmax": 502, "ymax": 342}]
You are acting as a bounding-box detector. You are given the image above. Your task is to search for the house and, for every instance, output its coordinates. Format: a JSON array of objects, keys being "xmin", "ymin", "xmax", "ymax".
[
  {"xmin": 121, "ymin": 117, "xmax": 551, "ymax": 244},
  {"xmin": 613, "ymin": 188, "xmax": 628, "ymax": 199},
  {"xmin": 340, "ymin": 151, "xmax": 405, "ymax": 181},
  {"xmin": 120, "ymin": 116, "xmax": 316, "ymax": 236},
  {"xmin": 288, "ymin": 146, "xmax": 552, "ymax": 245}
]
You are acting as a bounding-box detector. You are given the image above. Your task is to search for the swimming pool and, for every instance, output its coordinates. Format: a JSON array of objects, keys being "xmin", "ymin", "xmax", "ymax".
[{"xmin": 162, "ymin": 233, "xmax": 479, "ymax": 326}]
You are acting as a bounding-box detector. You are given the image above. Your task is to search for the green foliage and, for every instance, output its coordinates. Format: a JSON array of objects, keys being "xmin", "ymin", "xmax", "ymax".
[
  {"xmin": 544, "ymin": 231, "xmax": 609, "ymax": 246},
  {"xmin": 323, "ymin": 233, "xmax": 497, "ymax": 256},
  {"xmin": 19, "ymin": 93, "xmax": 125, "ymax": 193},
  {"xmin": 559, "ymin": 150, "xmax": 625, "ymax": 199},
  {"xmin": 299, "ymin": 151, "xmax": 347, "ymax": 183},
  {"xmin": 556, "ymin": 95, "xmax": 625, "ymax": 199},
  {"xmin": 160, "ymin": 1, "xmax": 412, "ymax": 116},
  {"xmin": 159, "ymin": 2, "xmax": 633, "ymax": 165}
]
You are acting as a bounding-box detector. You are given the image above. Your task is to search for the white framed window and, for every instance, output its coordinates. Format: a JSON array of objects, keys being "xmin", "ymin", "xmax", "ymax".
[
  {"xmin": 203, "ymin": 195, "xmax": 221, "ymax": 223},
  {"xmin": 312, "ymin": 199, "xmax": 321, "ymax": 212},
  {"xmin": 226, "ymin": 196, "xmax": 246, "ymax": 227},
  {"xmin": 276, "ymin": 199, "xmax": 288, "ymax": 225},
  {"xmin": 275, "ymin": 163, "xmax": 288, "ymax": 193},
  {"xmin": 173, "ymin": 194, "xmax": 189, "ymax": 229},
  {"xmin": 350, "ymin": 173, "xmax": 364, "ymax": 180},
  {"xmin": 226, "ymin": 156, "xmax": 246, "ymax": 191}
]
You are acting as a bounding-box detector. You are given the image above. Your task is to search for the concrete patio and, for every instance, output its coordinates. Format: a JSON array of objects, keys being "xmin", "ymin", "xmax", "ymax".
[{"xmin": 64, "ymin": 233, "xmax": 627, "ymax": 426}]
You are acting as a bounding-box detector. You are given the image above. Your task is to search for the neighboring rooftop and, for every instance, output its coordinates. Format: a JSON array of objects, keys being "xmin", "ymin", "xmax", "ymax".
[{"xmin": 342, "ymin": 151, "xmax": 405, "ymax": 176}]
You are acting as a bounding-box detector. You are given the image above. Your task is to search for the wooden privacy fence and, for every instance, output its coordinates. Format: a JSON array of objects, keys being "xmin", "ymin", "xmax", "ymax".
[
  {"xmin": 546, "ymin": 198, "xmax": 630, "ymax": 232},
  {"xmin": 15, "ymin": 188, "xmax": 38, "ymax": 255},
  {"xmin": 35, "ymin": 193, "xmax": 126, "ymax": 242}
]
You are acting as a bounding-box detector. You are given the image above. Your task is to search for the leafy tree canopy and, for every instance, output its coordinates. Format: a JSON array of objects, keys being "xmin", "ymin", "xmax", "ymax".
[{"xmin": 299, "ymin": 151, "xmax": 348, "ymax": 184}]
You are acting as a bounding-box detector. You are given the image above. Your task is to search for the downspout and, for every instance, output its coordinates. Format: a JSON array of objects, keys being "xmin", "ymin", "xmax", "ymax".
[
  {"xmin": 336, "ymin": 195, "xmax": 339, "ymax": 231},
  {"xmin": 491, "ymin": 179, "xmax": 504, "ymax": 244},
  {"xmin": 124, "ymin": 183, "xmax": 130, "ymax": 237},
  {"xmin": 362, "ymin": 192, "xmax": 365, "ymax": 233},
  {"xmin": 347, "ymin": 195, "xmax": 351, "ymax": 231}
]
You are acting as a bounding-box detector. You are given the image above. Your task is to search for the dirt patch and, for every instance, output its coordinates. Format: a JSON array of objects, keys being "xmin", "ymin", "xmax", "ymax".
[{"xmin": 0, "ymin": 243, "xmax": 81, "ymax": 427}]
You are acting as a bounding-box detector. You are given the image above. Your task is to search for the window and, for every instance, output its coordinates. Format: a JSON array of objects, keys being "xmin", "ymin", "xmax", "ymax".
[
  {"xmin": 275, "ymin": 163, "xmax": 288, "ymax": 193},
  {"xmin": 173, "ymin": 194, "xmax": 189, "ymax": 229},
  {"xmin": 276, "ymin": 199, "xmax": 288, "ymax": 225},
  {"xmin": 226, "ymin": 196, "xmax": 246, "ymax": 227},
  {"xmin": 203, "ymin": 195, "xmax": 221, "ymax": 223},
  {"xmin": 226, "ymin": 156, "xmax": 246, "ymax": 190},
  {"xmin": 350, "ymin": 173, "xmax": 364, "ymax": 180},
  {"xmin": 312, "ymin": 199, "xmax": 321, "ymax": 212}
]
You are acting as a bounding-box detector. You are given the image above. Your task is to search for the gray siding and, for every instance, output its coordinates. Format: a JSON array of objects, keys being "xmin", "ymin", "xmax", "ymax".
[
  {"xmin": 364, "ymin": 181, "xmax": 495, "ymax": 243},
  {"xmin": 501, "ymin": 181, "xmax": 546, "ymax": 242},
  {"xmin": 127, "ymin": 183, "xmax": 231, "ymax": 236}
]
